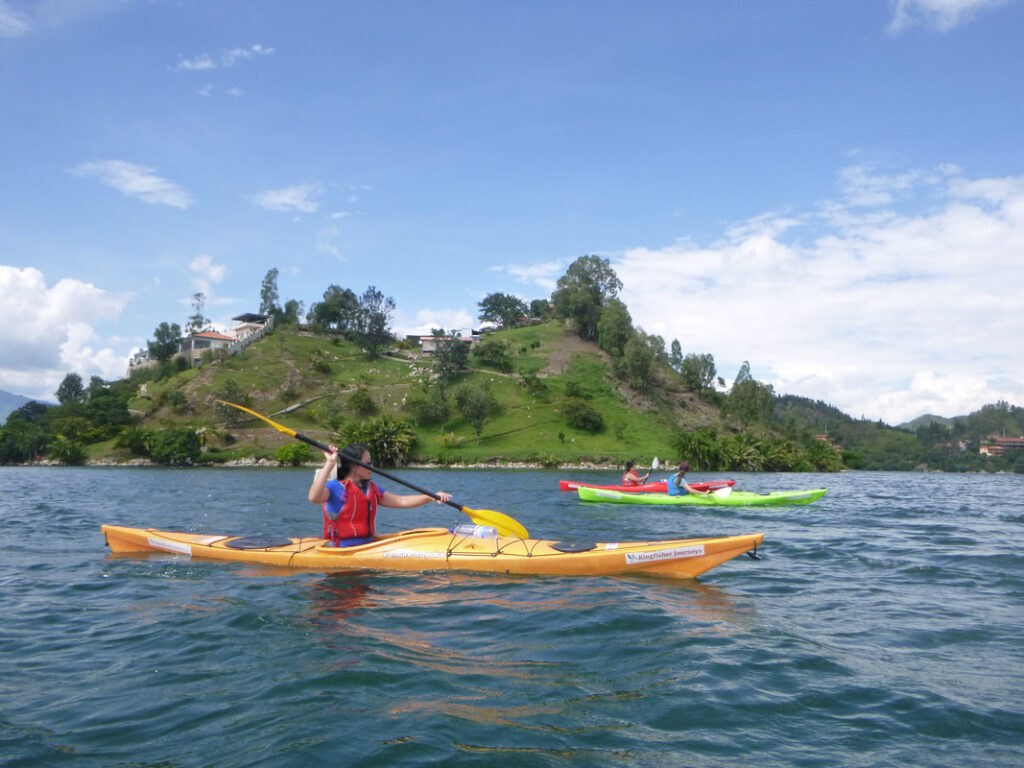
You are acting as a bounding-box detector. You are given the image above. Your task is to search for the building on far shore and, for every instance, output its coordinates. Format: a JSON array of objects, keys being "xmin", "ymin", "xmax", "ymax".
[
  {"xmin": 127, "ymin": 313, "xmax": 274, "ymax": 375},
  {"xmin": 980, "ymin": 436, "xmax": 1024, "ymax": 457}
]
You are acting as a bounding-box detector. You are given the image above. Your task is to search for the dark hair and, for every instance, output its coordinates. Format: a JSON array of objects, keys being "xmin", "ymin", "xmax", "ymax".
[
  {"xmin": 625, "ymin": 461, "xmax": 636, "ymax": 471},
  {"xmin": 677, "ymin": 461, "xmax": 690, "ymax": 473},
  {"xmin": 338, "ymin": 443, "xmax": 369, "ymax": 477}
]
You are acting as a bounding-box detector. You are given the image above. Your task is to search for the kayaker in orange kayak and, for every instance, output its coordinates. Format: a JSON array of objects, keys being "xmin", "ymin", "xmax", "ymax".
[{"xmin": 308, "ymin": 442, "xmax": 452, "ymax": 546}]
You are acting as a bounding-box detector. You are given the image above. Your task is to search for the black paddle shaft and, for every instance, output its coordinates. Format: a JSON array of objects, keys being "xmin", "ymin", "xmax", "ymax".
[{"xmin": 296, "ymin": 432, "xmax": 467, "ymax": 513}]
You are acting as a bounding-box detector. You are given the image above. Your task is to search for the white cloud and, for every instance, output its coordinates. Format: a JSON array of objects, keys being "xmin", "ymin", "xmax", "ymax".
[
  {"xmin": 250, "ymin": 184, "xmax": 321, "ymax": 213},
  {"xmin": 0, "ymin": 266, "xmax": 130, "ymax": 400},
  {"xmin": 69, "ymin": 160, "xmax": 194, "ymax": 209},
  {"xmin": 392, "ymin": 307, "xmax": 476, "ymax": 338},
  {"xmin": 615, "ymin": 166, "xmax": 1024, "ymax": 424},
  {"xmin": 177, "ymin": 43, "xmax": 275, "ymax": 71},
  {"xmin": 492, "ymin": 261, "xmax": 565, "ymax": 292},
  {"xmin": 187, "ymin": 255, "xmax": 230, "ymax": 309},
  {"xmin": 0, "ymin": 1, "xmax": 31, "ymax": 36},
  {"xmin": 316, "ymin": 224, "xmax": 343, "ymax": 259},
  {"xmin": 838, "ymin": 164, "xmax": 929, "ymax": 207},
  {"xmin": 190, "ymin": 254, "xmax": 227, "ymax": 285},
  {"xmin": 888, "ymin": 0, "xmax": 1008, "ymax": 33}
]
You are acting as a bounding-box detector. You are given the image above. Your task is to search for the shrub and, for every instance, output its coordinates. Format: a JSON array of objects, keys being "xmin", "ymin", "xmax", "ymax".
[
  {"xmin": 563, "ymin": 397, "xmax": 604, "ymax": 432},
  {"xmin": 402, "ymin": 386, "xmax": 450, "ymax": 426},
  {"xmin": 343, "ymin": 414, "xmax": 418, "ymax": 467},
  {"xmin": 49, "ymin": 435, "xmax": 86, "ymax": 465},
  {"xmin": 348, "ymin": 387, "xmax": 377, "ymax": 417},
  {"xmin": 116, "ymin": 426, "xmax": 155, "ymax": 456},
  {"xmin": 276, "ymin": 443, "xmax": 316, "ymax": 466},
  {"xmin": 565, "ymin": 379, "xmax": 590, "ymax": 399},
  {"xmin": 518, "ymin": 371, "xmax": 547, "ymax": 398},
  {"xmin": 150, "ymin": 428, "xmax": 201, "ymax": 465}
]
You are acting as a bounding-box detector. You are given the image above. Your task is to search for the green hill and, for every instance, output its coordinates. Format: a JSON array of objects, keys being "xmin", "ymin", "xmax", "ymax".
[
  {"xmin": 6, "ymin": 321, "xmax": 1022, "ymax": 472},
  {"xmin": 118, "ymin": 321, "xmax": 728, "ymax": 468}
]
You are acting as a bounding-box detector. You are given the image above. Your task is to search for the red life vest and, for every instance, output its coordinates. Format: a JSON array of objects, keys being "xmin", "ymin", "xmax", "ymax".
[
  {"xmin": 323, "ymin": 479, "xmax": 382, "ymax": 544},
  {"xmin": 622, "ymin": 471, "xmax": 639, "ymax": 486}
]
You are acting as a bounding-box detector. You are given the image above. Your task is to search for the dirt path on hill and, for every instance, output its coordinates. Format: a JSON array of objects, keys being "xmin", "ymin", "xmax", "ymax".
[{"xmin": 540, "ymin": 328, "xmax": 611, "ymax": 376}]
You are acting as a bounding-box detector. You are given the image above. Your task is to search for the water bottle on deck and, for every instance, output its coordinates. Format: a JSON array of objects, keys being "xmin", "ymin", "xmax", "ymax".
[{"xmin": 450, "ymin": 523, "xmax": 498, "ymax": 539}]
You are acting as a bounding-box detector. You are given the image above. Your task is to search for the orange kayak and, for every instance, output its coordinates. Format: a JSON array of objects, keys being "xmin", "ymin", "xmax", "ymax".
[{"xmin": 102, "ymin": 524, "xmax": 764, "ymax": 580}]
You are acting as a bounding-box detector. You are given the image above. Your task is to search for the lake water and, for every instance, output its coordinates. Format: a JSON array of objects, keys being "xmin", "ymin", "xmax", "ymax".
[{"xmin": 2, "ymin": 467, "xmax": 1022, "ymax": 767}]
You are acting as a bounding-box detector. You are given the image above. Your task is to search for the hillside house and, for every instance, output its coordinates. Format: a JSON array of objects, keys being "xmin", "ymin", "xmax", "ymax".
[
  {"xmin": 180, "ymin": 331, "xmax": 237, "ymax": 367},
  {"xmin": 231, "ymin": 313, "xmax": 272, "ymax": 340},
  {"xmin": 126, "ymin": 313, "xmax": 274, "ymax": 376},
  {"xmin": 419, "ymin": 330, "xmax": 480, "ymax": 353}
]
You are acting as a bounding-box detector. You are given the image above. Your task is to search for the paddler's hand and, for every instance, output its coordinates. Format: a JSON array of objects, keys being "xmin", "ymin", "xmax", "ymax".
[
  {"xmin": 309, "ymin": 445, "xmax": 338, "ymax": 504},
  {"xmin": 433, "ymin": 491, "xmax": 452, "ymax": 504}
]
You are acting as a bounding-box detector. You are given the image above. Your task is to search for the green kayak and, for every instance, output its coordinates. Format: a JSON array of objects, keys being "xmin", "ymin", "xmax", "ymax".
[{"xmin": 577, "ymin": 486, "xmax": 827, "ymax": 507}]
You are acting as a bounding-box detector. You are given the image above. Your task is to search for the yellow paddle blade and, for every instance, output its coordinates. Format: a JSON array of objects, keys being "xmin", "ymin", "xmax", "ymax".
[
  {"xmin": 465, "ymin": 507, "xmax": 529, "ymax": 539},
  {"xmin": 215, "ymin": 400, "xmax": 298, "ymax": 438}
]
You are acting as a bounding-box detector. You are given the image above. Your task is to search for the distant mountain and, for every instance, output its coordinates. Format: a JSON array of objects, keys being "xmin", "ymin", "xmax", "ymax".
[
  {"xmin": 899, "ymin": 413, "xmax": 955, "ymax": 432},
  {"xmin": 773, "ymin": 394, "xmax": 854, "ymax": 427},
  {"xmin": 0, "ymin": 390, "xmax": 49, "ymax": 425}
]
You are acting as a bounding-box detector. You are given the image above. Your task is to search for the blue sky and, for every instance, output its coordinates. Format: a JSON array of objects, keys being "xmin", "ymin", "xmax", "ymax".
[{"xmin": 1, "ymin": 0, "xmax": 1021, "ymax": 425}]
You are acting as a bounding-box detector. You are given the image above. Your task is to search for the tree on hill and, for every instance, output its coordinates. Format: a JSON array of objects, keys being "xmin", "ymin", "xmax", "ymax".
[
  {"xmin": 471, "ymin": 336, "xmax": 514, "ymax": 373},
  {"xmin": 529, "ymin": 299, "xmax": 551, "ymax": 318},
  {"xmin": 478, "ymin": 292, "xmax": 528, "ymax": 328},
  {"xmin": 260, "ymin": 268, "xmax": 281, "ymax": 318},
  {"xmin": 280, "ymin": 298, "xmax": 304, "ymax": 326},
  {"xmin": 622, "ymin": 331, "xmax": 665, "ymax": 394},
  {"xmin": 597, "ymin": 298, "xmax": 633, "ymax": 359},
  {"xmin": 354, "ymin": 286, "xmax": 395, "ymax": 358},
  {"xmin": 551, "ymin": 255, "xmax": 622, "ymax": 340},
  {"xmin": 679, "ymin": 353, "xmax": 717, "ymax": 392},
  {"xmin": 56, "ymin": 373, "xmax": 86, "ymax": 406},
  {"xmin": 308, "ymin": 285, "xmax": 360, "ymax": 335},
  {"xmin": 669, "ymin": 340, "xmax": 683, "ymax": 371},
  {"xmin": 259, "ymin": 268, "xmax": 304, "ymax": 326},
  {"xmin": 185, "ymin": 292, "xmax": 209, "ymax": 335},
  {"xmin": 455, "ymin": 382, "xmax": 499, "ymax": 443},
  {"xmin": 727, "ymin": 361, "xmax": 774, "ymax": 427},
  {"xmin": 148, "ymin": 322, "xmax": 182, "ymax": 362},
  {"xmin": 431, "ymin": 330, "xmax": 470, "ymax": 393}
]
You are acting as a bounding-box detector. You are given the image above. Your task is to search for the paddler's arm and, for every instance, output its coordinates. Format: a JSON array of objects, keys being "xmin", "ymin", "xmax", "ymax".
[
  {"xmin": 380, "ymin": 490, "xmax": 453, "ymax": 508},
  {"xmin": 308, "ymin": 445, "xmax": 339, "ymax": 504}
]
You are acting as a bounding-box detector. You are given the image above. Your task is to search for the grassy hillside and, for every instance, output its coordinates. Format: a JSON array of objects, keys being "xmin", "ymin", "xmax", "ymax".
[
  {"xmin": 42, "ymin": 321, "xmax": 1022, "ymax": 472},
  {"xmin": 114, "ymin": 322, "xmax": 725, "ymax": 468}
]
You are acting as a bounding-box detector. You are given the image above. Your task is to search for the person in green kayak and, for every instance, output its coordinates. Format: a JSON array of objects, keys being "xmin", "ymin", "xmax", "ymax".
[
  {"xmin": 667, "ymin": 461, "xmax": 712, "ymax": 496},
  {"xmin": 308, "ymin": 442, "xmax": 452, "ymax": 546},
  {"xmin": 622, "ymin": 460, "xmax": 651, "ymax": 486}
]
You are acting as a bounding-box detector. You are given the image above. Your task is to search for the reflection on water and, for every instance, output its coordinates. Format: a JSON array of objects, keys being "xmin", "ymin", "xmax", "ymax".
[{"xmin": 298, "ymin": 567, "xmax": 757, "ymax": 709}]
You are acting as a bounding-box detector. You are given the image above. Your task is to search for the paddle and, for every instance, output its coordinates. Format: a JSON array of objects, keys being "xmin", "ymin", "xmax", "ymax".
[
  {"xmin": 215, "ymin": 400, "xmax": 529, "ymax": 539},
  {"xmin": 645, "ymin": 456, "xmax": 660, "ymax": 484},
  {"xmin": 712, "ymin": 486, "xmax": 733, "ymax": 498}
]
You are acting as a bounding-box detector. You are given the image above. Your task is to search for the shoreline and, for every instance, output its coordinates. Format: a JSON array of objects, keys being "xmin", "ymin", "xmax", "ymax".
[{"xmin": 22, "ymin": 457, "xmax": 625, "ymax": 470}]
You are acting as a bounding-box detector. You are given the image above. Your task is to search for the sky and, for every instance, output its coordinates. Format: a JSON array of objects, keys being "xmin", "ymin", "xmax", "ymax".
[{"xmin": 1, "ymin": 0, "xmax": 1022, "ymax": 426}]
